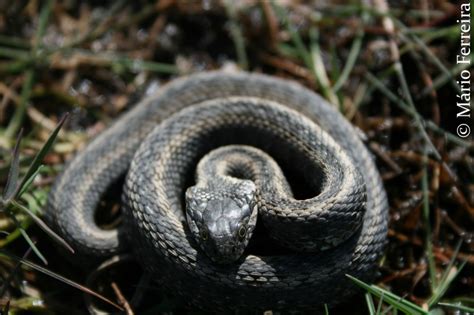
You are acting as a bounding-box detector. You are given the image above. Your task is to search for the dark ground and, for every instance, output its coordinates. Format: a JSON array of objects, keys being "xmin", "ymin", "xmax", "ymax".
[{"xmin": 0, "ymin": 0, "xmax": 472, "ymax": 314}]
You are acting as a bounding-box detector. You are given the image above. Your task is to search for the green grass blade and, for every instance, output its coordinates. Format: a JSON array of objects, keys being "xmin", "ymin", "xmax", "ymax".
[
  {"xmin": 2, "ymin": 300, "xmax": 9, "ymax": 314},
  {"xmin": 309, "ymin": 27, "xmax": 340, "ymax": 107},
  {"xmin": 365, "ymin": 293, "xmax": 376, "ymax": 315},
  {"xmin": 422, "ymin": 152, "xmax": 437, "ymax": 289},
  {"xmin": 395, "ymin": 20, "xmax": 462, "ymax": 95},
  {"xmin": 113, "ymin": 57, "xmax": 177, "ymax": 74},
  {"xmin": 287, "ymin": 27, "xmax": 311, "ymax": 67},
  {"xmin": 332, "ymin": 9, "xmax": 368, "ymax": 92},
  {"xmin": 277, "ymin": 43, "xmax": 302, "ymax": 60},
  {"xmin": 272, "ymin": 2, "xmax": 312, "ymax": 68},
  {"xmin": 428, "ymin": 260, "xmax": 467, "ymax": 307},
  {"xmin": 0, "ymin": 59, "xmax": 33, "ymax": 74},
  {"xmin": 346, "ymin": 274, "xmax": 428, "ymax": 315},
  {"xmin": 332, "ymin": 29, "xmax": 363, "ymax": 92},
  {"xmin": 427, "ymin": 240, "xmax": 464, "ymax": 307},
  {"xmin": 4, "ymin": 0, "xmax": 54, "ymax": 140},
  {"xmin": 324, "ymin": 303, "xmax": 329, "ymax": 315},
  {"xmin": 14, "ymin": 113, "xmax": 68, "ymax": 199},
  {"xmin": 438, "ymin": 302, "xmax": 474, "ymax": 313},
  {"xmin": 392, "ymin": 61, "xmax": 441, "ymax": 161},
  {"xmin": 0, "ymin": 34, "xmax": 31, "ymax": 49},
  {"xmin": 3, "ymin": 130, "xmax": 23, "ymax": 200},
  {"xmin": 364, "ymin": 72, "xmax": 471, "ymax": 148},
  {"xmin": 223, "ymin": 0, "xmax": 248, "ymax": 70},
  {"xmin": 33, "ymin": 0, "xmax": 54, "ymax": 51},
  {"xmin": 4, "ymin": 70, "xmax": 35, "ymax": 140},
  {"xmin": 376, "ymin": 292, "xmax": 385, "ymax": 315},
  {"xmin": 18, "ymin": 165, "xmax": 44, "ymax": 197},
  {"xmin": 0, "ymin": 247, "xmax": 32, "ymax": 297},
  {"xmin": 0, "ymin": 46, "xmax": 31, "ymax": 60},
  {"xmin": 0, "ymin": 226, "xmax": 28, "ymax": 248},
  {"xmin": 18, "ymin": 225, "xmax": 47, "ymax": 265},
  {"xmin": 11, "ymin": 200, "xmax": 74, "ymax": 254},
  {"xmin": 438, "ymin": 240, "xmax": 462, "ymax": 287},
  {"xmin": 420, "ymin": 62, "xmax": 471, "ymax": 97}
]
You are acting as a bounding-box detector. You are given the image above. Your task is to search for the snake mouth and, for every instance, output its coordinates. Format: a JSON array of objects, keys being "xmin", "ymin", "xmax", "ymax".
[{"xmin": 204, "ymin": 242, "xmax": 243, "ymax": 264}]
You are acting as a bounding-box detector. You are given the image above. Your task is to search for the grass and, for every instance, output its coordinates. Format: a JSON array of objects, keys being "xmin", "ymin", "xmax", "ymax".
[
  {"xmin": 0, "ymin": 116, "xmax": 122, "ymax": 312},
  {"xmin": 3, "ymin": 0, "xmax": 54, "ymax": 141},
  {"xmin": 1, "ymin": 115, "xmax": 72, "ymax": 264},
  {"xmin": 0, "ymin": 0, "xmax": 472, "ymax": 313},
  {"xmin": 348, "ymin": 274, "xmax": 428, "ymax": 315}
]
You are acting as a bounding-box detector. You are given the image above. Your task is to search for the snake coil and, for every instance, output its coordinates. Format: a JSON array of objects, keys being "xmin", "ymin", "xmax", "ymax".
[{"xmin": 47, "ymin": 71, "xmax": 388, "ymax": 311}]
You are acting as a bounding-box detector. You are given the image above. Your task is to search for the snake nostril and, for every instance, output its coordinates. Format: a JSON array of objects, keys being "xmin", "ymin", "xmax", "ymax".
[{"xmin": 94, "ymin": 175, "xmax": 125, "ymax": 230}]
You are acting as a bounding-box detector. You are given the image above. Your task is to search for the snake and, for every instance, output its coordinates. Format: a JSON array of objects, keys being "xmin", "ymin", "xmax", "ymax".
[{"xmin": 46, "ymin": 71, "xmax": 388, "ymax": 311}]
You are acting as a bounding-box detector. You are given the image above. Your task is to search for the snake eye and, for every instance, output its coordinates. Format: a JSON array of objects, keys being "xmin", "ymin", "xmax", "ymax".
[
  {"xmin": 200, "ymin": 229, "xmax": 209, "ymax": 241},
  {"xmin": 238, "ymin": 225, "xmax": 246, "ymax": 239}
]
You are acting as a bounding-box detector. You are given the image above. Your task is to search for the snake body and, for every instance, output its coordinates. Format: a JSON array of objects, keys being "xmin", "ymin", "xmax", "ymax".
[{"xmin": 47, "ymin": 71, "xmax": 388, "ymax": 310}]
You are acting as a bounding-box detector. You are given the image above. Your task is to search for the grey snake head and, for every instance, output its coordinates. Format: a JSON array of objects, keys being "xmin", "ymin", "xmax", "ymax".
[{"xmin": 185, "ymin": 180, "xmax": 258, "ymax": 264}]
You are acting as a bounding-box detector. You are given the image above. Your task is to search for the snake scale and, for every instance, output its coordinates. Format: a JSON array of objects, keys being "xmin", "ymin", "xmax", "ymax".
[{"xmin": 46, "ymin": 71, "xmax": 389, "ymax": 311}]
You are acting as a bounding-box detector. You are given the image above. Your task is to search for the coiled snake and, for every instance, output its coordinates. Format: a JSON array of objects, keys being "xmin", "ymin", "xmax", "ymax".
[{"xmin": 46, "ymin": 71, "xmax": 388, "ymax": 311}]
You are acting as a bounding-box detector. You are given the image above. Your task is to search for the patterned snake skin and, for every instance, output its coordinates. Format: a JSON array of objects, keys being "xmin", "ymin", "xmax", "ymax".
[{"xmin": 46, "ymin": 71, "xmax": 388, "ymax": 311}]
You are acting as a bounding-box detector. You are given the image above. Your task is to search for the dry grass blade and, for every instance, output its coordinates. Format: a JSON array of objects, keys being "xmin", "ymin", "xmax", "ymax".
[{"xmin": 111, "ymin": 282, "xmax": 135, "ymax": 315}]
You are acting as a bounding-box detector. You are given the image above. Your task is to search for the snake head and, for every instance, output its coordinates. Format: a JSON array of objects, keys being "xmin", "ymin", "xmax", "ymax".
[{"xmin": 185, "ymin": 180, "xmax": 258, "ymax": 264}]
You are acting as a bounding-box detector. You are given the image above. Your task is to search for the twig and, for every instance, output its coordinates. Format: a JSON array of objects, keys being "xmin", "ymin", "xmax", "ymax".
[
  {"xmin": 260, "ymin": 0, "xmax": 279, "ymax": 50},
  {"xmin": 369, "ymin": 142, "xmax": 403, "ymax": 174},
  {"xmin": 259, "ymin": 52, "xmax": 315, "ymax": 82},
  {"xmin": 111, "ymin": 282, "xmax": 134, "ymax": 315}
]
